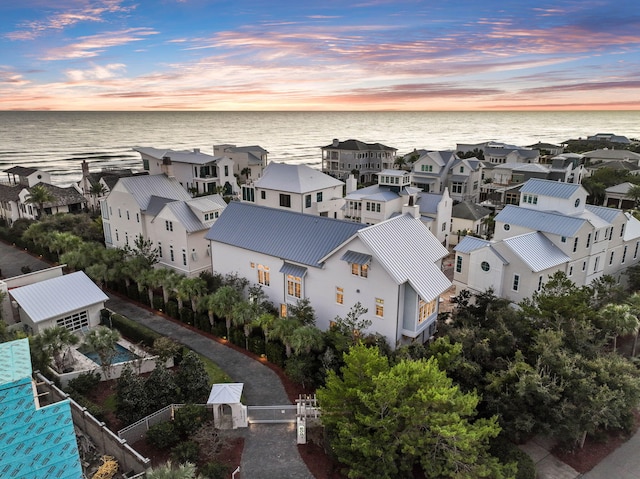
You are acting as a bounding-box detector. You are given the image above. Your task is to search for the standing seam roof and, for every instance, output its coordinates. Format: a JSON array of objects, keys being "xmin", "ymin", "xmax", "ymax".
[
  {"xmin": 501, "ymin": 232, "xmax": 570, "ymax": 272},
  {"xmin": 519, "ymin": 178, "xmax": 582, "ymax": 198},
  {"xmin": 495, "ymin": 205, "xmax": 586, "ymax": 237}
]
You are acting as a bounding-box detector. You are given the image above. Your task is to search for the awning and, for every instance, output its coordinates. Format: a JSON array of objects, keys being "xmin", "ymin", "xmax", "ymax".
[
  {"xmin": 279, "ymin": 262, "xmax": 308, "ymax": 278},
  {"xmin": 341, "ymin": 250, "xmax": 372, "ymax": 265}
]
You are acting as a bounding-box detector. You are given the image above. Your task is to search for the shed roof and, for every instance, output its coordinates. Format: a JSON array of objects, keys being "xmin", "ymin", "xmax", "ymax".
[
  {"xmin": 10, "ymin": 271, "xmax": 108, "ymax": 323},
  {"xmin": 207, "ymin": 383, "xmax": 244, "ymax": 404}
]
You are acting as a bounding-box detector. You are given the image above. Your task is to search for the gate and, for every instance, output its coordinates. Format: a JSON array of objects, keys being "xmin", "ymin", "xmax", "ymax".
[{"xmin": 246, "ymin": 405, "xmax": 297, "ymax": 424}]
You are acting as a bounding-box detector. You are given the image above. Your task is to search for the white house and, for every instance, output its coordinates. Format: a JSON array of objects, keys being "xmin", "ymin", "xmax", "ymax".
[
  {"xmin": 457, "ymin": 141, "xmax": 540, "ymax": 165},
  {"xmin": 450, "ymin": 201, "xmax": 493, "ymax": 246},
  {"xmin": 3, "ymin": 166, "xmax": 52, "ymax": 187},
  {"xmin": 205, "ymin": 202, "xmax": 452, "ymax": 348},
  {"xmin": 241, "ymin": 162, "xmax": 345, "ymax": 218},
  {"xmin": 213, "ymin": 144, "xmax": 269, "ymax": 182},
  {"xmin": 453, "ymin": 178, "xmax": 640, "ymax": 302},
  {"xmin": 9, "ymin": 271, "xmax": 108, "ymax": 334},
  {"xmin": 101, "ymin": 174, "xmax": 226, "ymax": 276},
  {"xmin": 135, "ymin": 147, "xmax": 238, "ymax": 196}
]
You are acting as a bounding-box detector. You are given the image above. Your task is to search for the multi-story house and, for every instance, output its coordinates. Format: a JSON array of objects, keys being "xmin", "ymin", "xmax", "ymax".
[
  {"xmin": 457, "ymin": 141, "xmax": 540, "ymax": 165},
  {"xmin": 101, "ymin": 173, "xmax": 226, "ymax": 276},
  {"xmin": 446, "ymin": 156, "xmax": 484, "ymax": 202},
  {"xmin": 212, "ymin": 144, "xmax": 269, "ymax": 182},
  {"xmin": 77, "ymin": 160, "xmax": 142, "ymax": 211},
  {"xmin": 240, "ymin": 162, "xmax": 345, "ymax": 218},
  {"xmin": 321, "ymin": 138, "xmax": 397, "ymax": 183},
  {"xmin": 205, "ymin": 202, "xmax": 452, "ymax": 348},
  {"xmin": 135, "ymin": 147, "xmax": 238, "ymax": 196},
  {"xmin": 450, "ymin": 201, "xmax": 493, "ymax": 246},
  {"xmin": 453, "ymin": 178, "xmax": 640, "ymax": 302},
  {"xmin": 343, "ymin": 169, "xmax": 452, "ymax": 246},
  {"xmin": 3, "ymin": 166, "xmax": 52, "ymax": 187}
]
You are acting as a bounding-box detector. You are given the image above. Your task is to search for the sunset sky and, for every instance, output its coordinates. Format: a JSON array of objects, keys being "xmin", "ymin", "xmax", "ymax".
[{"xmin": 1, "ymin": 0, "xmax": 640, "ymax": 111}]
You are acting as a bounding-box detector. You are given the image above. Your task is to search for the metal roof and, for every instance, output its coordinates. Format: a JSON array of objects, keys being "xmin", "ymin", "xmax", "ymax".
[
  {"xmin": 416, "ymin": 193, "xmax": 443, "ymax": 215},
  {"xmin": 118, "ymin": 174, "xmax": 192, "ymax": 210},
  {"xmin": 10, "ymin": 271, "xmax": 108, "ymax": 323},
  {"xmin": 519, "ymin": 178, "xmax": 582, "ymax": 198},
  {"xmin": 255, "ymin": 162, "xmax": 343, "ymax": 193},
  {"xmin": 341, "ymin": 251, "xmax": 372, "ymax": 265},
  {"xmin": 495, "ymin": 205, "xmax": 586, "ymax": 237},
  {"xmin": 454, "ymin": 236, "xmax": 492, "ymax": 253},
  {"xmin": 452, "ymin": 201, "xmax": 492, "ymax": 221},
  {"xmin": 187, "ymin": 194, "xmax": 227, "ymax": 212},
  {"xmin": 207, "ymin": 383, "xmax": 244, "ymax": 404},
  {"xmin": 357, "ymin": 215, "xmax": 451, "ymax": 301},
  {"xmin": 501, "ymin": 232, "xmax": 570, "ymax": 272},
  {"xmin": 624, "ymin": 213, "xmax": 640, "ymax": 241},
  {"xmin": 279, "ymin": 263, "xmax": 308, "ymax": 277},
  {"xmin": 135, "ymin": 147, "xmax": 225, "ymax": 165},
  {"xmin": 146, "ymin": 195, "xmax": 175, "ymax": 216},
  {"xmin": 322, "ymin": 139, "xmax": 396, "ymax": 151},
  {"xmin": 156, "ymin": 195, "xmax": 227, "ymax": 233},
  {"xmin": 585, "ymin": 204, "xmax": 624, "ymax": 224},
  {"xmin": 0, "ymin": 339, "xmax": 83, "ymax": 479},
  {"xmin": 205, "ymin": 202, "xmax": 366, "ymax": 268}
]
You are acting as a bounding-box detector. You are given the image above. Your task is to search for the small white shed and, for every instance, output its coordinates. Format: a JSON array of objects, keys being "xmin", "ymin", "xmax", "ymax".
[{"xmin": 207, "ymin": 383, "xmax": 247, "ymax": 429}]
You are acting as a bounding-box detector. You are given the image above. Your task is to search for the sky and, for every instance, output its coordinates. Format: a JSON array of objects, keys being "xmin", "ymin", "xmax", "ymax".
[{"xmin": 1, "ymin": 0, "xmax": 640, "ymax": 111}]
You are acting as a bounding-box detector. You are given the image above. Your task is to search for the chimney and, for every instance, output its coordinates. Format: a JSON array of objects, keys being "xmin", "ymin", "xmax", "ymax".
[
  {"xmin": 346, "ymin": 174, "xmax": 357, "ymax": 194},
  {"xmin": 161, "ymin": 156, "xmax": 175, "ymax": 178},
  {"xmin": 402, "ymin": 195, "xmax": 420, "ymax": 219},
  {"xmin": 333, "ymin": 138, "xmax": 339, "ymax": 147},
  {"xmin": 193, "ymin": 148, "xmax": 200, "ymax": 153},
  {"xmin": 81, "ymin": 160, "xmax": 90, "ymax": 195}
]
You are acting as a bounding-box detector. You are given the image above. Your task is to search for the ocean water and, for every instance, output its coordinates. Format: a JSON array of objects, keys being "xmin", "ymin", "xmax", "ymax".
[{"xmin": 0, "ymin": 111, "xmax": 638, "ymax": 186}]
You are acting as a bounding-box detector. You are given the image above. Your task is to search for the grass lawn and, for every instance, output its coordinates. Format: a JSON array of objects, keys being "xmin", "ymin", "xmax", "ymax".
[{"xmin": 188, "ymin": 348, "xmax": 232, "ymax": 385}]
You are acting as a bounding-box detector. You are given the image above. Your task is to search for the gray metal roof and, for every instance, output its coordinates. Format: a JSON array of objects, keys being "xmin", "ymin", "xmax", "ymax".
[
  {"xmin": 357, "ymin": 215, "xmax": 451, "ymax": 302},
  {"xmin": 146, "ymin": 196, "xmax": 175, "ymax": 216},
  {"xmin": 341, "ymin": 251, "xmax": 372, "ymax": 265},
  {"xmin": 187, "ymin": 194, "xmax": 227, "ymax": 213},
  {"xmin": 255, "ymin": 162, "xmax": 343, "ymax": 193},
  {"xmin": 519, "ymin": 178, "xmax": 582, "ymax": 199},
  {"xmin": 624, "ymin": 213, "xmax": 640, "ymax": 241},
  {"xmin": 585, "ymin": 204, "xmax": 624, "ymax": 224},
  {"xmin": 416, "ymin": 193, "xmax": 443, "ymax": 215},
  {"xmin": 279, "ymin": 263, "xmax": 308, "ymax": 277},
  {"xmin": 206, "ymin": 202, "xmax": 366, "ymax": 267},
  {"xmin": 118, "ymin": 174, "xmax": 192, "ymax": 210},
  {"xmin": 605, "ymin": 182, "xmax": 634, "ymax": 194},
  {"xmin": 496, "ymin": 205, "xmax": 586, "ymax": 237},
  {"xmin": 162, "ymin": 202, "xmax": 205, "ymax": 233},
  {"xmin": 9, "ymin": 271, "xmax": 108, "ymax": 323},
  {"xmin": 452, "ymin": 201, "xmax": 492, "ymax": 221},
  {"xmin": 502, "ymin": 232, "xmax": 570, "ymax": 272},
  {"xmin": 454, "ymin": 236, "xmax": 491, "ymax": 253}
]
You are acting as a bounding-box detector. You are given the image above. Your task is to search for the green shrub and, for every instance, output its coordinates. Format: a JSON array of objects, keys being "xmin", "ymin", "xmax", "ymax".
[
  {"xmin": 152, "ymin": 297, "xmax": 164, "ymax": 311},
  {"xmin": 146, "ymin": 421, "xmax": 179, "ymax": 450},
  {"xmin": 67, "ymin": 390, "xmax": 105, "ymax": 421},
  {"xmin": 180, "ymin": 308, "xmax": 194, "ymax": 325},
  {"xmin": 166, "ymin": 300, "xmax": 179, "ymax": 319},
  {"xmin": 109, "ymin": 313, "xmax": 161, "ymax": 347},
  {"xmin": 126, "ymin": 284, "xmax": 140, "ymax": 301},
  {"xmin": 230, "ymin": 330, "xmax": 244, "ymax": 347},
  {"xmin": 170, "ymin": 440, "xmax": 200, "ymax": 463},
  {"xmin": 490, "ymin": 436, "xmax": 536, "ymax": 479},
  {"xmin": 199, "ymin": 461, "xmax": 231, "ymax": 479},
  {"xmin": 174, "ymin": 404, "xmax": 208, "ymax": 438},
  {"xmin": 248, "ymin": 335, "xmax": 265, "ymax": 356},
  {"xmin": 67, "ymin": 372, "xmax": 101, "ymax": 395},
  {"xmin": 265, "ymin": 342, "xmax": 285, "ymax": 368}
]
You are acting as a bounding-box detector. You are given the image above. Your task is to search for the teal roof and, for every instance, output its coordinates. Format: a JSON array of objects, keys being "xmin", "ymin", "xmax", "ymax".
[{"xmin": 0, "ymin": 340, "xmax": 83, "ymax": 479}]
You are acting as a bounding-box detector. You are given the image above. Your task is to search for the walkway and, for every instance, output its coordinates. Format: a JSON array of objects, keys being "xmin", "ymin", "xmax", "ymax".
[{"xmin": 106, "ymin": 294, "xmax": 314, "ymax": 479}]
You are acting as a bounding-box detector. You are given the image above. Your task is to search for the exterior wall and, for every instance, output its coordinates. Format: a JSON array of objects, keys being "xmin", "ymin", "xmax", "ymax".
[
  {"xmin": 501, "ymin": 263, "xmax": 562, "ymax": 303},
  {"xmin": 20, "ymin": 301, "xmax": 104, "ymax": 334},
  {"xmin": 520, "ymin": 190, "xmax": 587, "ymax": 215},
  {"xmin": 453, "ymin": 248, "xmax": 505, "ymax": 297},
  {"xmin": 253, "ymin": 184, "xmax": 345, "ymax": 217},
  {"xmin": 450, "ymin": 218, "xmax": 482, "ymax": 246},
  {"xmin": 102, "ymin": 186, "xmax": 145, "ymax": 249}
]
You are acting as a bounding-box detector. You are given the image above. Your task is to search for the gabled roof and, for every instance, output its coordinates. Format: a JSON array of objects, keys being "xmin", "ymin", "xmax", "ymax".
[
  {"xmin": 187, "ymin": 195, "xmax": 227, "ymax": 213},
  {"xmin": 146, "ymin": 196, "xmax": 176, "ymax": 216},
  {"xmin": 583, "ymin": 149, "xmax": 640, "ymax": 161},
  {"xmin": 501, "ymin": 232, "xmax": 570, "ymax": 272},
  {"xmin": 134, "ymin": 147, "xmax": 226, "ymax": 165},
  {"xmin": 624, "ymin": 213, "xmax": 640, "ymax": 241},
  {"xmin": 25, "ymin": 183, "xmax": 87, "ymax": 208},
  {"xmin": 356, "ymin": 215, "xmax": 451, "ymax": 301},
  {"xmin": 605, "ymin": 182, "xmax": 634, "ymax": 194},
  {"xmin": 9, "ymin": 271, "xmax": 108, "ymax": 323},
  {"xmin": 452, "ymin": 201, "xmax": 492, "ymax": 221},
  {"xmin": 0, "ymin": 338, "xmax": 32, "ymax": 386},
  {"xmin": 454, "ymin": 236, "xmax": 492, "ymax": 253},
  {"xmin": 496, "ymin": 205, "xmax": 586, "ymax": 237},
  {"xmin": 117, "ymin": 174, "xmax": 192, "ymax": 210},
  {"xmin": 255, "ymin": 162, "xmax": 343, "ymax": 193},
  {"xmin": 4, "ymin": 166, "xmax": 38, "ymax": 176},
  {"xmin": 519, "ymin": 178, "xmax": 582, "ymax": 199},
  {"xmin": 0, "ymin": 184, "xmax": 21, "ymax": 202},
  {"xmin": 159, "ymin": 196, "xmax": 227, "ymax": 233},
  {"xmin": 585, "ymin": 204, "xmax": 623, "ymax": 224},
  {"xmin": 205, "ymin": 202, "xmax": 366, "ymax": 267},
  {"xmin": 322, "ymin": 139, "xmax": 396, "ymax": 151}
]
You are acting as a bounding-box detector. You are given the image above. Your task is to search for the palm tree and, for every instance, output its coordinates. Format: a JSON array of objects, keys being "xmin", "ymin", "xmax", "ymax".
[
  {"xmin": 179, "ymin": 276, "xmax": 208, "ymax": 312},
  {"xmin": 145, "ymin": 461, "xmax": 203, "ymax": 479},
  {"xmin": 290, "ymin": 324, "xmax": 324, "ymax": 356},
  {"xmin": 599, "ymin": 303, "xmax": 639, "ymax": 352},
  {"xmin": 198, "ymin": 293, "xmax": 218, "ymax": 328},
  {"xmin": 90, "ymin": 182, "xmax": 107, "ymax": 211},
  {"xmin": 24, "ymin": 184, "xmax": 55, "ymax": 219},
  {"xmin": 49, "ymin": 231, "xmax": 82, "ymax": 259},
  {"xmin": 39, "ymin": 326, "xmax": 79, "ymax": 372},
  {"xmin": 86, "ymin": 262, "xmax": 109, "ymax": 289},
  {"xmin": 210, "ymin": 285, "xmax": 241, "ymax": 339},
  {"xmin": 627, "ymin": 184, "xmax": 640, "ymax": 208},
  {"xmin": 155, "ymin": 268, "xmax": 181, "ymax": 306},
  {"xmin": 626, "ymin": 292, "xmax": 640, "ymax": 356},
  {"xmin": 271, "ymin": 317, "xmax": 299, "ymax": 358},
  {"xmin": 232, "ymin": 300, "xmax": 256, "ymax": 349},
  {"xmin": 240, "ymin": 167, "xmax": 251, "ymax": 183},
  {"xmin": 253, "ymin": 312, "xmax": 276, "ymax": 345},
  {"xmin": 85, "ymin": 326, "xmax": 121, "ymax": 379}
]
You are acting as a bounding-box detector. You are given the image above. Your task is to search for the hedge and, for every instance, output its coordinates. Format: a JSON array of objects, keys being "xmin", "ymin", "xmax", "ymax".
[{"xmin": 108, "ymin": 312, "xmax": 161, "ymax": 348}]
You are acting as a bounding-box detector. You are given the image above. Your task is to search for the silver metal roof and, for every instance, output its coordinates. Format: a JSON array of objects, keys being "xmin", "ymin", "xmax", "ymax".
[
  {"xmin": 416, "ymin": 193, "xmax": 443, "ymax": 215},
  {"xmin": 118, "ymin": 174, "xmax": 192, "ymax": 210},
  {"xmin": 255, "ymin": 162, "xmax": 343, "ymax": 193},
  {"xmin": 501, "ymin": 232, "xmax": 570, "ymax": 272},
  {"xmin": 357, "ymin": 215, "xmax": 451, "ymax": 301},
  {"xmin": 624, "ymin": 213, "xmax": 640, "ymax": 241},
  {"xmin": 519, "ymin": 178, "xmax": 582, "ymax": 199},
  {"xmin": 454, "ymin": 236, "xmax": 491, "ymax": 253},
  {"xmin": 495, "ymin": 205, "xmax": 586, "ymax": 237},
  {"xmin": 279, "ymin": 263, "xmax": 308, "ymax": 277},
  {"xmin": 206, "ymin": 202, "xmax": 366, "ymax": 267},
  {"xmin": 135, "ymin": 147, "xmax": 225, "ymax": 165},
  {"xmin": 341, "ymin": 251, "xmax": 372, "ymax": 265},
  {"xmin": 10, "ymin": 271, "xmax": 108, "ymax": 323}
]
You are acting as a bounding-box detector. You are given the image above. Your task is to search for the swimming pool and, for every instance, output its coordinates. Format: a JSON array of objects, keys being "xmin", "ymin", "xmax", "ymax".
[{"xmin": 80, "ymin": 343, "xmax": 141, "ymax": 365}]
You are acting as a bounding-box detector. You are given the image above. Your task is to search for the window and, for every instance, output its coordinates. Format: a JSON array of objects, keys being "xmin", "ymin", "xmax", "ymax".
[
  {"xmin": 418, "ymin": 298, "xmax": 436, "ymax": 323},
  {"xmin": 635, "ymin": 241, "xmax": 639, "ymax": 259},
  {"xmin": 115, "ymin": 229, "xmax": 119, "ymax": 241},
  {"xmin": 421, "ymin": 164, "xmax": 432, "ymax": 172},
  {"xmin": 243, "ymin": 187, "xmax": 255, "ymax": 202},
  {"xmin": 451, "ymin": 182, "xmax": 463, "ymax": 194},
  {"xmin": 136, "ymin": 213, "xmax": 140, "ymax": 223},
  {"xmin": 366, "ymin": 202, "xmax": 371, "ymax": 211},
  {"xmin": 575, "ymin": 198, "xmax": 580, "ymax": 208},
  {"xmin": 537, "ymin": 275, "xmax": 543, "ymax": 291},
  {"xmin": 158, "ymin": 242, "xmax": 162, "ymax": 258},
  {"xmin": 582, "ymin": 261, "xmax": 586, "ymax": 271},
  {"xmin": 118, "ymin": 208, "xmax": 121, "ymax": 218},
  {"xmin": 594, "ymin": 256, "xmax": 599, "ymax": 273},
  {"xmin": 441, "ymin": 222, "xmax": 446, "ymax": 232},
  {"xmin": 125, "ymin": 233, "xmax": 129, "ymax": 246},
  {"xmin": 569, "ymin": 265, "xmax": 573, "ymax": 276},
  {"xmin": 258, "ymin": 264, "xmax": 270, "ymax": 286},
  {"xmin": 279, "ymin": 194, "xmax": 291, "ymax": 208},
  {"xmin": 561, "ymin": 236, "xmax": 567, "ymax": 243},
  {"xmin": 317, "ymin": 192, "xmax": 323, "ymax": 202},
  {"xmin": 610, "ymin": 251, "xmax": 615, "ymax": 265},
  {"xmin": 166, "ymin": 220, "xmax": 173, "ymax": 232},
  {"xmin": 280, "ymin": 303, "xmax": 287, "ymax": 317},
  {"xmin": 621, "ymin": 224, "xmax": 625, "ymax": 237},
  {"xmin": 573, "ymin": 237, "xmax": 578, "ymax": 253},
  {"xmin": 56, "ymin": 310, "xmax": 89, "ymax": 332},
  {"xmin": 305, "ymin": 195, "xmax": 311, "ymax": 208},
  {"xmin": 224, "ymin": 165, "xmax": 229, "ymax": 176},
  {"xmin": 261, "ymin": 191, "xmax": 266, "ymax": 200},
  {"xmin": 512, "ymin": 274, "xmax": 520, "ymax": 291},
  {"xmin": 376, "ymin": 203, "xmax": 380, "ymax": 213},
  {"xmin": 126, "ymin": 210, "xmax": 130, "ymax": 220},
  {"xmin": 336, "ymin": 287, "xmax": 344, "ymax": 304},
  {"xmin": 287, "ymin": 275, "xmax": 302, "ymax": 298},
  {"xmin": 455, "ymin": 255, "xmax": 462, "ymax": 273},
  {"xmin": 182, "ymin": 249, "xmax": 187, "ymax": 266},
  {"xmin": 459, "ymin": 166, "xmax": 464, "ymax": 173},
  {"xmin": 351, "ymin": 263, "xmax": 368, "ymax": 277},
  {"xmin": 609, "ymin": 227, "xmax": 614, "ymax": 240},
  {"xmin": 586, "ymin": 233, "xmax": 592, "ymax": 248},
  {"xmin": 170, "ymin": 246, "xmax": 174, "ymax": 262},
  {"xmin": 622, "ymin": 245, "xmax": 628, "ymax": 264},
  {"xmin": 504, "ymin": 224, "xmax": 510, "ymax": 231},
  {"xmin": 375, "ymin": 298, "xmax": 384, "ymax": 317},
  {"xmin": 481, "ymin": 261, "xmax": 490, "ymax": 272}
]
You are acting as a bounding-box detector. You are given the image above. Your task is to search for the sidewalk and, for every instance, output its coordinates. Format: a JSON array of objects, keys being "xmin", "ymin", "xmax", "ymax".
[{"xmin": 105, "ymin": 294, "xmax": 314, "ymax": 479}]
